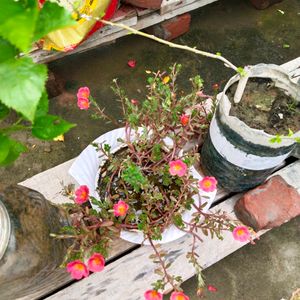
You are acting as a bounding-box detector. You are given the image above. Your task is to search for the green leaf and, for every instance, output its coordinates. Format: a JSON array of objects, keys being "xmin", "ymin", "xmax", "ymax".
[
  {"xmin": 32, "ymin": 115, "xmax": 75, "ymax": 140},
  {"xmin": 35, "ymin": 89, "xmax": 49, "ymax": 119},
  {"xmin": 237, "ymin": 67, "xmax": 247, "ymax": 77},
  {"xmin": 0, "ymin": 0, "xmax": 38, "ymax": 52},
  {"xmin": 0, "ymin": 102, "xmax": 9, "ymax": 120},
  {"xmin": 33, "ymin": 1, "xmax": 76, "ymax": 41},
  {"xmin": 287, "ymin": 128, "xmax": 294, "ymax": 137},
  {"xmin": 0, "ymin": 139, "xmax": 27, "ymax": 166},
  {"xmin": 0, "ymin": 38, "xmax": 17, "ymax": 63},
  {"xmin": 0, "ymin": 57, "xmax": 47, "ymax": 121},
  {"xmin": 0, "ymin": 134, "xmax": 10, "ymax": 163},
  {"xmin": 269, "ymin": 134, "xmax": 282, "ymax": 144}
]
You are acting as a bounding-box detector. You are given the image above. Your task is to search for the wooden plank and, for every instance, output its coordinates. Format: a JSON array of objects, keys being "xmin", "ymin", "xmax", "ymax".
[
  {"xmin": 31, "ymin": 0, "xmax": 218, "ymax": 63},
  {"xmin": 46, "ymin": 196, "xmax": 248, "ymax": 300},
  {"xmin": 18, "ymin": 160, "xmax": 137, "ymax": 300},
  {"xmin": 45, "ymin": 160, "xmax": 299, "ymax": 300},
  {"xmin": 160, "ymin": 0, "xmax": 197, "ymax": 15}
]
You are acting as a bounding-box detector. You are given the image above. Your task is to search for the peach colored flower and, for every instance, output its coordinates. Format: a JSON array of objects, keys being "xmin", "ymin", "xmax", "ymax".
[
  {"xmin": 66, "ymin": 260, "xmax": 89, "ymax": 280},
  {"xmin": 180, "ymin": 114, "xmax": 189, "ymax": 126},
  {"xmin": 144, "ymin": 290, "xmax": 163, "ymax": 300},
  {"xmin": 74, "ymin": 185, "xmax": 89, "ymax": 204},
  {"xmin": 77, "ymin": 87, "xmax": 90, "ymax": 99},
  {"xmin": 207, "ymin": 284, "xmax": 217, "ymax": 292},
  {"xmin": 198, "ymin": 176, "xmax": 217, "ymax": 192},
  {"xmin": 170, "ymin": 291, "xmax": 190, "ymax": 300},
  {"xmin": 88, "ymin": 253, "xmax": 105, "ymax": 272},
  {"xmin": 232, "ymin": 226, "xmax": 250, "ymax": 242},
  {"xmin": 113, "ymin": 200, "xmax": 129, "ymax": 217},
  {"xmin": 77, "ymin": 97, "xmax": 90, "ymax": 110},
  {"xmin": 169, "ymin": 160, "xmax": 187, "ymax": 177}
]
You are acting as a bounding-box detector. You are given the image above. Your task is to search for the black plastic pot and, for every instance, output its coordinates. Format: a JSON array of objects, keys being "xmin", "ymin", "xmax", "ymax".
[{"xmin": 201, "ymin": 64, "xmax": 300, "ymax": 192}]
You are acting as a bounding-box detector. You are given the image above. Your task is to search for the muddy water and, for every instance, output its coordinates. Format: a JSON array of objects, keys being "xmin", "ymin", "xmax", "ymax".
[{"xmin": 1, "ymin": 0, "xmax": 299, "ymax": 185}]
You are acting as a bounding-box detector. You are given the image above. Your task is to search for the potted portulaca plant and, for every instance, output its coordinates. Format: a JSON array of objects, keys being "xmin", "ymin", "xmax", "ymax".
[{"xmin": 52, "ymin": 65, "xmax": 253, "ymax": 299}]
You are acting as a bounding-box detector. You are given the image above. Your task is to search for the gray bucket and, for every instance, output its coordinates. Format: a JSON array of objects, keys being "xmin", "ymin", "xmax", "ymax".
[{"xmin": 201, "ymin": 64, "xmax": 300, "ymax": 192}]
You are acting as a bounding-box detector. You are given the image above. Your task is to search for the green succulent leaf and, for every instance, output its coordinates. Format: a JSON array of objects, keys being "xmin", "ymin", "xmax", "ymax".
[
  {"xmin": 32, "ymin": 115, "xmax": 76, "ymax": 140},
  {"xmin": 33, "ymin": 1, "xmax": 76, "ymax": 41},
  {"xmin": 269, "ymin": 134, "xmax": 282, "ymax": 144},
  {"xmin": 0, "ymin": 57, "xmax": 47, "ymax": 121},
  {"xmin": 0, "ymin": 0, "xmax": 38, "ymax": 52}
]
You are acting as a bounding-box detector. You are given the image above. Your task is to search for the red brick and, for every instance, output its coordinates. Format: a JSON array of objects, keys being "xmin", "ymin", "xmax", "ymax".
[
  {"xmin": 123, "ymin": 0, "xmax": 162, "ymax": 9},
  {"xmin": 146, "ymin": 13, "xmax": 191, "ymax": 41},
  {"xmin": 234, "ymin": 175, "xmax": 300, "ymax": 231},
  {"xmin": 250, "ymin": 0, "xmax": 283, "ymax": 10}
]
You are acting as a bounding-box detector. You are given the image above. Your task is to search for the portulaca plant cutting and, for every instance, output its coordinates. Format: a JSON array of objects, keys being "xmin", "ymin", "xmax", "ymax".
[{"xmin": 54, "ymin": 65, "xmax": 253, "ymax": 299}]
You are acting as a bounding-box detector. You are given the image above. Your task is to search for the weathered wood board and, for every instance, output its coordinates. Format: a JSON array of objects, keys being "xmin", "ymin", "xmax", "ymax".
[
  {"xmin": 44, "ymin": 161, "xmax": 300, "ymax": 300},
  {"xmin": 160, "ymin": 0, "xmax": 217, "ymax": 15}
]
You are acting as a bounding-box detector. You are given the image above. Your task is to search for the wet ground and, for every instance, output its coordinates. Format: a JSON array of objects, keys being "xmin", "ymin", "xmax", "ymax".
[{"xmin": 1, "ymin": 0, "xmax": 299, "ymax": 298}]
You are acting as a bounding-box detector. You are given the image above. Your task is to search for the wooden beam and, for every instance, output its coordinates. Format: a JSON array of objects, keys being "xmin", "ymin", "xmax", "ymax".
[{"xmin": 44, "ymin": 161, "xmax": 300, "ymax": 300}]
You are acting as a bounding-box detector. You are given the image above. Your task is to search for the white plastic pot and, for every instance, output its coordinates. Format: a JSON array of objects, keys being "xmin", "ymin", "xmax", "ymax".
[{"xmin": 69, "ymin": 127, "xmax": 217, "ymax": 244}]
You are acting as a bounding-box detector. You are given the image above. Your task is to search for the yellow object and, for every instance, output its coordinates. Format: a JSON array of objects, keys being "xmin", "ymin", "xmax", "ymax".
[
  {"xmin": 53, "ymin": 135, "xmax": 65, "ymax": 142},
  {"xmin": 162, "ymin": 76, "xmax": 170, "ymax": 84},
  {"xmin": 42, "ymin": 0, "xmax": 111, "ymax": 51}
]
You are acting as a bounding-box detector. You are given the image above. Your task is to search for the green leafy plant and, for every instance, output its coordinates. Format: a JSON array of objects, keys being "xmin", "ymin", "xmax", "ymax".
[
  {"xmin": 0, "ymin": 0, "xmax": 76, "ymax": 166},
  {"xmin": 53, "ymin": 65, "xmax": 250, "ymax": 299}
]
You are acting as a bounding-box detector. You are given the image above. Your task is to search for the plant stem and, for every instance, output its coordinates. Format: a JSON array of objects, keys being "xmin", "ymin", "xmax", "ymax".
[
  {"xmin": 0, "ymin": 124, "xmax": 30, "ymax": 135},
  {"xmin": 148, "ymin": 237, "xmax": 177, "ymax": 291},
  {"xmin": 100, "ymin": 19, "xmax": 239, "ymax": 72}
]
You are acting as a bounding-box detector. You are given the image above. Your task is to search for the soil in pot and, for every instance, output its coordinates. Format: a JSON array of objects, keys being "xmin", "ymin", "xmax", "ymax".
[
  {"xmin": 97, "ymin": 148, "xmax": 187, "ymax": 234},
  {"xmin": 228, "ymin": 78, "xmax": 300, "ymax": 136}
]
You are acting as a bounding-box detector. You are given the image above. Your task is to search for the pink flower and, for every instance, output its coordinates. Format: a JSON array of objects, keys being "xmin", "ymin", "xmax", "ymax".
[
  {"xmin": 87, "ymin": 253, "xmax": 105, "ymax": 272},
  {"xmin": 113, "ymin": 200, "xmax": 129, "ymax": 217},
  {"xmin": 66, "ymin": 260, "xmax": 89, "ymax": 280},
  {"xmin": 77, "ymin": 97, "xmax": 90, "ymax": 110},
  {"xmin": 127, "ymin": 60, "xmax": 136, "ymax": 68},
  {"xmin": 232, "ymin": 226, "xmax": 250, "ymax": 242},
  {"xmin": 170, "ymin": 291, "xmax": 190, "ymax": 300},
  {"xmin": 198, "ymin": 176, "xmax": 217, "ymax": 192},
  {"xmin": 74, "ymin": 185, "xmax": 89, "ymax": 204},
  {"xmin": 144, "ymin": 290, "xmax": 163, "ymax": 300},
  {"xmin": 196, "ymin": 91, "xmax": 210, "ymax": 98},
  {"xmin": 207, "ymin": 285, "xmax": 218, "ymax": 292},
  {"xmin": 169, "ymin": 160, "xmax": 187, "ymax": 177},
  {"xmin": 77, "ymin": 87, "xmax": 90, "ymax": 99},
  {"xmin": 131, "ymin": 99, "xmax": 139, "ymax": 105},
  {"xmin": 180, "ymin": 114, "xmax": 189, "ymax": 126}
]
